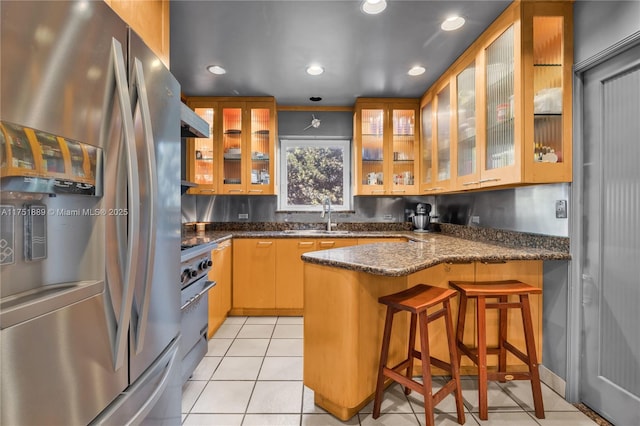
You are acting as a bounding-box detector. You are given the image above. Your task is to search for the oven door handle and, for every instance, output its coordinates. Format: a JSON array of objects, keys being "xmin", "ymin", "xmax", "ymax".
[{"xmin": 181, "ymin": 281, "xmax": 216, "ymax": 311}]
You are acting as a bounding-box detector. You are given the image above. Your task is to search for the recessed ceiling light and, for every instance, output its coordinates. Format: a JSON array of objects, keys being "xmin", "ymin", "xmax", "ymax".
[
  {"xmin": 361, "ymin": 0, "xmax": 387, "ymax": 15},
  {"xmin": 207, "ymin": 65, "xmax": 226, "ymax": 75},
  {"xmin": 441, "ymin": 16, "xmax": 465, "ymax": 31},
  {"xmin": 306, "ymin": 65, "xmax": 324, "ymax": 76},
  {"xmin": 408, "ymin": 66, "xmax": 426, "ymax": 76}
]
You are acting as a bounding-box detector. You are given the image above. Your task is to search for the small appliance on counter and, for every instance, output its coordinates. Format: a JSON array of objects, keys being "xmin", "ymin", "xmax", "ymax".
[{"xmin": 412, "ymin": 203, "xmax": 432, "ymax": 233}]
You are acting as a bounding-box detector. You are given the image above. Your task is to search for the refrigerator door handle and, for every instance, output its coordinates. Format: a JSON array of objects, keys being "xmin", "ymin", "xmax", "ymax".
[
  {"xmin": 129, "ymin": 58, "xmax": 158, "ymax": 354},
  {"xmin": 103, "ymin": 38, "xmax": 141, "ymax": 371}
]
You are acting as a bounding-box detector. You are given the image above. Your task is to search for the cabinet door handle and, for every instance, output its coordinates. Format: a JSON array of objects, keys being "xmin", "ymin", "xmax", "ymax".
[
  {"xmin": 228, "ymin": 189, "xmax": 244, "ymax": 193},
  {"xmin": 371, "ymin": 190, "xmax": 386, "ymax": 194},
  {"xmin": 248, "ymin": 189, "xmax": 264, "ymax": 193},
  {"xmin": 479, "ymin": 178, "xmax": 501, "ymax": 183},
  {"xmin": 462, "ymin": 181, "xmax": 479, "ymax": 186},
  {"xmin": 391, "ymin": 190, "xmax": 406, "ymax": 193},
  {"xmin": 256, "ymin": 241, "xmax": 273, "ymax": 247},
  {"xmin": 319, "ymin": 241, "xmax": 336, "ymax": 247},
  {"xmin": 481, "ymin": 260, "xmax": 507, "ymax": 264},
  {"xmin": 200, "ymin": 189, "xmax": 216, "ymax": 193},
  {"xmin": 298, "ymin": 242, "xmax": 314, "ymax": 248}
]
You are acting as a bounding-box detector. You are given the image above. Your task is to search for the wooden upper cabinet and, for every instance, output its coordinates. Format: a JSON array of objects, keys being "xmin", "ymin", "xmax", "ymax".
[
  {"xmin": 104, "ymin": 0, "xmax": 170, "ymax": 66},
  {"xmin": 454, "ymin": 59, "xmax": 481, "ymax": 189},
  {"xmin": 220, "ymin": 99, "xmax": 276, "ymax": 195},
  {"xmin": 185, "ymin": 97, "xmax": 277, "ymax": 195},
  {"xmin": 420, "ymin": 0, "xmax": 573, "ymax": 192},
  {"xmin": 354, "ymin": 98, "xmax": 420, "ymax": 196},
  {"xmin": 186, "ymin": 100, "xmax": 217, "ymax": 194}
]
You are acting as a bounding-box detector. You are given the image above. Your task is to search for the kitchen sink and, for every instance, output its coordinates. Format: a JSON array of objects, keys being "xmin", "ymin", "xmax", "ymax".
[{"xmin": 282, "ymin": 229, "xmax": 351, "ymax": 235}]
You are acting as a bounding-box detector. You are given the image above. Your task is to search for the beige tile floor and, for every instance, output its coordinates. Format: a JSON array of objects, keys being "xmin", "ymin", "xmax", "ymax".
[{"xmin": 182, "ymin": 316, "xmax": 596, "ymax": 426}]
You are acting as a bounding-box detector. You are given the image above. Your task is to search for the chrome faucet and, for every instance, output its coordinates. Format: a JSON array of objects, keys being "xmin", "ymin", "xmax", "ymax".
[{"xmin": 321, "ymin": 197, "xmax": 332, "ymax": 232}]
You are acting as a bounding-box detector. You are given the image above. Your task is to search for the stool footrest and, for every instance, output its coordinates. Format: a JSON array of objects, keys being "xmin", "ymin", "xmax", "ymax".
[
  {"xmin": 382, "ymin": 367, "xmax": 425, "ymax": 395},
  {"xmin": 411, "ymin": 350, "xmax": 455, "ymax": 374},
  {"xmin": 434, "ymin": 379, "xmax": 458, "ymax": 406}
]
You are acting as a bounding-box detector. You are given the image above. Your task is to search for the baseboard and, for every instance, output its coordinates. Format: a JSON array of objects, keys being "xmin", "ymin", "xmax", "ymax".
[{"xmin": 539, "ymin": 364, "xmax": 566, "ymax": 397}]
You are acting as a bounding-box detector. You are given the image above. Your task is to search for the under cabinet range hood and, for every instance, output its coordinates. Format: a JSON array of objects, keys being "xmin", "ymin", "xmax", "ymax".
[{"xmin": 180, "ymin": 103, "xmax": 209, "ymax": 138}]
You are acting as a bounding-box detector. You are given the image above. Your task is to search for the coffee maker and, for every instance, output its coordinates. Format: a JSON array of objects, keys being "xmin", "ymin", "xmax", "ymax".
[{"xmin": 412, "ymin": 203, "xmax": 431, "ymax": 232}]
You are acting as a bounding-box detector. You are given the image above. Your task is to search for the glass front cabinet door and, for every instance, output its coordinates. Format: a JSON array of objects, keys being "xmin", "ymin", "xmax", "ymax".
[
  {"xmin": 523, "ymin": 1, "xmax": 572, "ymax": 183},
  {"xmin": 477, "ymin": 0, "xmax": 572, "ymax": 188},
  {"xmin": 354, "ymin": 99, "xmax": 419, "ymax": 196},
  {"xmin": 186, "ymin": 100, "xmax": 217, "ymax": 194},
  {"xmin": 220, "ymin": 100, "xmax": 275, "ymax": 195},
  {"xmin": 186, "ymin": 97, "xmax": 276, "ymax": 195}
]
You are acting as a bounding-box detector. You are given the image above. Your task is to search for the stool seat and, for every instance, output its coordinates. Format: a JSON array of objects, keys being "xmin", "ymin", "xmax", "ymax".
[
  {"xmin": 373, "ymin": 284, "xmax": 465, "ymax": 426},
  {"xmin": 378, "ymin": 284, "xmax": 457, "ymax": 313},
  {"xmin": 450, "ymin": 280, "xmax": 542, "ymax": 297},
  {"xmin": 451, "ymin": 279, "xmax": 545, "ymax": 421}
]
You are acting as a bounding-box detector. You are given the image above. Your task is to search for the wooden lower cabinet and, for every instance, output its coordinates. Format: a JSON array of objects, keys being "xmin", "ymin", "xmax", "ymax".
[
  {"xmin": 207, "ymin": 240, "xmax": 232, "ymax": 338},
  {"xmin": 231, "ymin": 237, "xmax": 358, "ymax": 315},
  {"xmin": 231, "ymin": 239, "xmax": 276, "ymax": 315},
  {"xmin": 275, "ymin": 239, "xmax": 318, "ymax": 312}
]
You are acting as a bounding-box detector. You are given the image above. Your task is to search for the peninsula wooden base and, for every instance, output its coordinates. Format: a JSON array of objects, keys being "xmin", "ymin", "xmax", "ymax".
[
  {"xmin": 302, "ymin": 260, "xmax": 543, "ymax": 421},
  {"xmin": 303, "ymin": 263, "xmax": 411, "ymax": 421}
]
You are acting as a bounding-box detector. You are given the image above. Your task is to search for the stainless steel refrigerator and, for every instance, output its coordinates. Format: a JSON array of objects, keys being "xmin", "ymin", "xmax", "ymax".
[{"xmin": 0, "ymin": 1, "xmax": 181, "ymax": 424}]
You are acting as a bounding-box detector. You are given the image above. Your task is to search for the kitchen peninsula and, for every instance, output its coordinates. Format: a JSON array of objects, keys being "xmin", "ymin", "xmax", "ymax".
[{"xmin": 300, "ymin": 233, "xmax": 569, "ymax": 421}]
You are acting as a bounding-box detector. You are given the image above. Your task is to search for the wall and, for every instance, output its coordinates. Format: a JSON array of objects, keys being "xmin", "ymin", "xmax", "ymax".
[{"xmin": 574, "ymin": 0, "xmax": 640, "ymax": 64}]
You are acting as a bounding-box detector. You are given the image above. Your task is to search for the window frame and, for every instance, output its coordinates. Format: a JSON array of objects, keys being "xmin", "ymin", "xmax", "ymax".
[{"xmin": 278, "ymin": 138, "xmax": 352, "ymax": 212}]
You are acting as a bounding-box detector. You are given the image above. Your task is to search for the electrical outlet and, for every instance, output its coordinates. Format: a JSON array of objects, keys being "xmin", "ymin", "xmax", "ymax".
[
  {"xmin": 471, "ymin": 215, "xmax": 480, "ymax": 224},
  {"xmin": 382, "ymin": 214, "xmax": 395, "ymax": 221},
  {"xmin": 555, "ymin": 200, "xmax": 567, "ymax": 218},
  {"xmin": 238, "ymin": 213, "xmax": 249, "ymax": 219}
]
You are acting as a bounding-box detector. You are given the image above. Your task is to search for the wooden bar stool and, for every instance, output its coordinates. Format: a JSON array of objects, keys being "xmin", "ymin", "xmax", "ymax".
[
  {"xmin": 449, "ymin": 280, "xmax": 544, "ymax": 420},
  {"xmin": 373, "ymin": 284, "xmax": 465, "ymax": 426}
]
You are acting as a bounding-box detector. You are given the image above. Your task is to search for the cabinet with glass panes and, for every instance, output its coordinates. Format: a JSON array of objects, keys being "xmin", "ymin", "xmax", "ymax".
[
  {"xmin": 185, "ymin": 99, "xmax": 217, "ymax": 194},
  {"xmin": 419, "ymin": 79, "xmax": 455, "ymax": 195},
  {"xmin": 354, "ymin": 98, "xmax": 420, "ymax": 196},
  {"xmin": 185, "ymin": 97, "xmax": 276, "ymax": 195},
  {"xmin": 419, "ymin": 0, "xmax": 572, "ymax": 192}
]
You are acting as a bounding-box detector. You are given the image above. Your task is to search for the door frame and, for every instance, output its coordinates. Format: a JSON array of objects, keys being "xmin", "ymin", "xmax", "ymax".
[{"xmin": 567, "ymin": 30, "xmax": 640, "ymax": 402}]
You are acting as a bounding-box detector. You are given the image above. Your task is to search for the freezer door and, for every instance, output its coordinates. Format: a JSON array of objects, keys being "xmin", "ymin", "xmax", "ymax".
[
  {"xmin": 0, "ymin": 281, "xmax": 128, "ymax": 426},
  {"xmin": 127, "ymin": 30, "xmax": 181, "ymax": 384}
]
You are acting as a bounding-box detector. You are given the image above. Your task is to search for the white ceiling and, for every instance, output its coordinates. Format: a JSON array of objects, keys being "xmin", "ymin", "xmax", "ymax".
[{"xmin": 170, "ymin": 0, "xmax": 511, "ymax": 106}]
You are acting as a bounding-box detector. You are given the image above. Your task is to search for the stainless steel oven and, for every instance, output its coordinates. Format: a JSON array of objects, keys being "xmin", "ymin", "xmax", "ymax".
[{"xmin": 180, "ymin": 242, "xmax": 216, "ymax": 384}]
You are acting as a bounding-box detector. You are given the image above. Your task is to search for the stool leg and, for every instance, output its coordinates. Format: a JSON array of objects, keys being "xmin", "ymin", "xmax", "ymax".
[
  {"xmin": 373, "ymin": 306, "xmax": 396, "ymax": 419},
  {"xmin": 498, "ymin": 295, "xmax": 508, "ymax": 382},
  {"xmin": 477, "ymin": 296, "xmax": 489, "ymax": 420},
  {"xmin": 455, "ymin": 293, "xmax": 468, "ymax": 369},
  {"xmin": 418, "ymin": 310, "xmax": 435, "ymax": 426},
  {"xmin": 405, "ymin": 313, "xmax": 418, "ymax": 395},
  {"xmin": 444, "ymin": 298, "xmax": 466, "ymax": 425},
  {"xmin": 520, "ymin": 294, "xmax": 545, "ymax": 419}
]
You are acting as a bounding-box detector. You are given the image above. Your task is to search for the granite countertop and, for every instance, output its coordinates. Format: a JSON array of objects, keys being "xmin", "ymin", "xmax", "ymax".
[
  {"xmin": 181, "ymin": 226, "xmax": 570, "ymax": 277},
  {"xmin": 300, "ymin": 234, "xmax": 570, "ymax": 277}
]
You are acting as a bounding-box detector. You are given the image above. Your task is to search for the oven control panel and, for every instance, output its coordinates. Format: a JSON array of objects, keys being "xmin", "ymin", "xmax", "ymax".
[{"xmin": 180, "ymin": 250, "xmax": 213, "ymax": 288}]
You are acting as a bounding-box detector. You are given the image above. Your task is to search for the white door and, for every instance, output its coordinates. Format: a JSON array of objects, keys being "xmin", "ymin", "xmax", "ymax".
[{"xmin": 581, "ymin": 43, "xmax": 640, "ymax": 426}]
